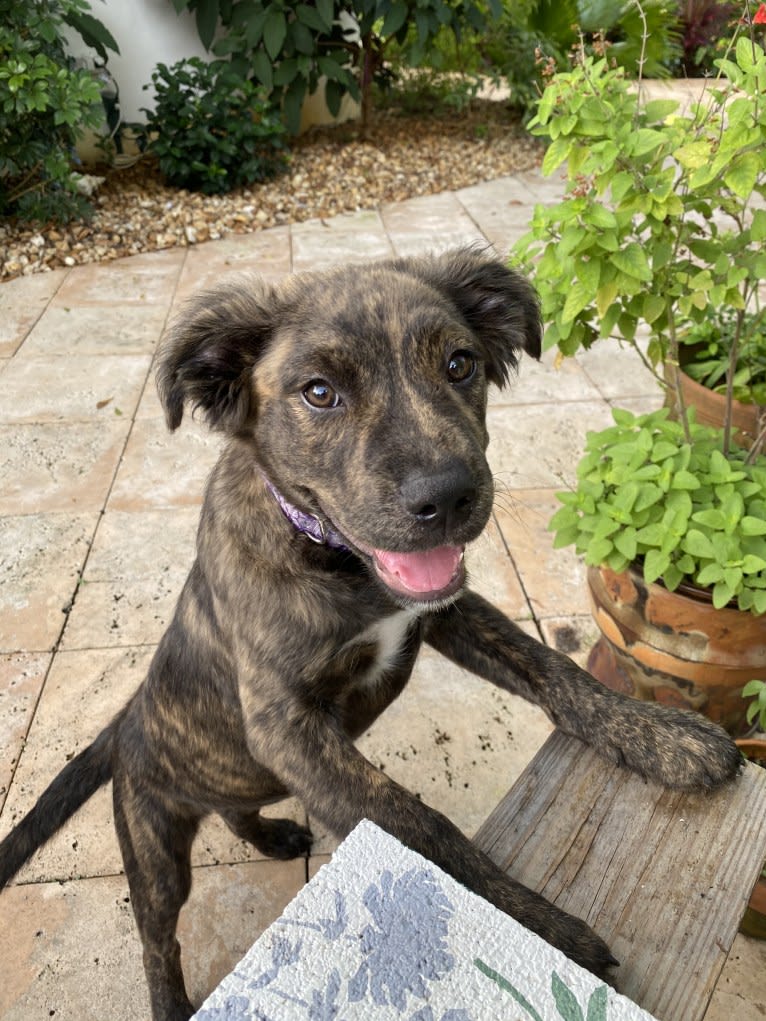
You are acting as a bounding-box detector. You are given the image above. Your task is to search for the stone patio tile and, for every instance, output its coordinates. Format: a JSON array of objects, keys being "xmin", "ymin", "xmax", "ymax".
[
  {"xmin": 0, "ymin": 858, "xmax": 305, "ymax": 1021},
  {"xmin": 491, "ymin": 347, "xmax": 603, "ymax": 406},
  {"xmin": 514, "ymin": 167, "xmax": 568, "ymax": 204},
  {"xmin": 108, "ymin": 418, "xmax": 223, "ymax": 511},
  {"xmin": 456, "ymin": 175, "xmax": 543, "ymax": 254},
  {"xmin": 486, "ymin": 399, "xmax": 613, "ymax": 491},
  {"xmin": 0, "ymin": 646, "xmax": 151, "ymax": 881},
  {"xmin": 50, "ymin": 249, "xmax": 185, "ymax": 307},
  {"xmin": 0, "ymin": 421, "xmax": 130, "ymax": 514},
  {"xmin": 0, "ymin": 653, "xmax": 50, "ymax": 813},
  {"xmin": 173, "ymin": 226, "xmax": 292, "ymax": 305},
  {"xmin": 0, "ymin": 268, "xmax": 69, "ymax": 358},
  {"xmin": 0, "ymin": 353, "xmax": 150, "ymax": 424},
  {"xmin": 0, "ymin": 514, "xmax": 96, "ymax": 654},
  {"xmin": 310, "ymin": 626, "xmax": 552, "ymax": 856},
  {"xmin": 466, "ymin": 514, "xmax": 530, "ymax": 620},
  {"xmin": 494, "ymin": 490, "xmax": 592, "ymax": 618},
  {"xmin": 60, "ymin": 509, "xmax": 199, "ymax": 650},
  {"xmin": 703, "ymin": 932, "xmax": 766, "ymax": 1021},
  {"xmin": 380, "ymin": 192, "xmax": 485, "ymax": 256},
  {"xmin": 291, "ymin": 209, "xmax": 393, "ymax": 271},
  {"xmin": 19, "ymin": 303, "xmax": 168, "ymax": 357},
  {"xmin": 538, "ymin": 614, "xmax": 600, "ymax": 673}
]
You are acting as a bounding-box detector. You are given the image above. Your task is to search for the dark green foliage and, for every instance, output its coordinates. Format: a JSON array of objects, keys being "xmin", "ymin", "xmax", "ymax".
[
  {"xmin": 0, "ymin": 0, "xmax": 118, "ymax": 224},
  {"xmin": 487, "ymin": 0, "xmax": 682, "ymax": 119},
  {"xmin": 169, "ymin": 1, "xmax": 500, "ymax": 133},
  {"xmin": 142, "ymin": 57, "xmax": 287, "ymax": 194}
]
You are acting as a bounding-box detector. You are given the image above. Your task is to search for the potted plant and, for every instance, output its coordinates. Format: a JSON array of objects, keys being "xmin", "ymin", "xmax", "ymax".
[
  {"xmin": 510, "ymin": 5, "xmax": 766, "ymax": 456},
  {"xmin": 510, "ymin": 5, "xmax": 766, "ymax": 734},
  {"xmin": 548, "ymin": 406, "xmax": 766, "ymax": 733}
]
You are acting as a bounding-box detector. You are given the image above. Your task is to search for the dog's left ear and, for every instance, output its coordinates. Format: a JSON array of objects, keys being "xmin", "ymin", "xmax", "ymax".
[
  {"xmin": 404, "ymin": 248, "xmax": 542, "ymax": 387},
  {"xmin": 156, "ymin": 277, "xmax": 275, "ymax": 433}
]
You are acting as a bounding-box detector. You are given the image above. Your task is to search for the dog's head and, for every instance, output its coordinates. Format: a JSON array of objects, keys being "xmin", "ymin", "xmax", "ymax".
[{"xmin": 157, "ymin": 248, "xmax": 540, "ymax": 605}]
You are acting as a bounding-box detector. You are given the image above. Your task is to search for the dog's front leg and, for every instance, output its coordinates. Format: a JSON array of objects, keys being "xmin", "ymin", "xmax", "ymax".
[
  {"xmin": 244, "ymin": 696, "xmax": 616, "ymax": 976},
  {"xmin": 425, "ymin": 590, "xmax": 740, "ymax": 791}
]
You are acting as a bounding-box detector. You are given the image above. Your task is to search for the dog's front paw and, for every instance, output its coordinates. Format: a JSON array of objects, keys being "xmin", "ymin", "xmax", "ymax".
[{"xmin": 598, "ymin": 701, "xmax": 741, "ymax": 791}]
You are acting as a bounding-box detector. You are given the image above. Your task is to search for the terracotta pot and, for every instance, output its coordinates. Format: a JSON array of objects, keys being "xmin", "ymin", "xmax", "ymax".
[
  {"xmin": 736, "ymin": 738, "xmax": 766, "ymax": 939},
  {"xmin": 665, "ymin": 364, "xmax": 762, "ymax": 446},
  {"xmin": 586, "ymin": 565, "xmax": 766, "ymax": 735}
]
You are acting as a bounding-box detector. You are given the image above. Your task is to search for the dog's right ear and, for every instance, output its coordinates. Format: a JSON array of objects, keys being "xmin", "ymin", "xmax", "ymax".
[{"xmin": 156, "ymin": 278, "xmax": 275, "ymax": 433}]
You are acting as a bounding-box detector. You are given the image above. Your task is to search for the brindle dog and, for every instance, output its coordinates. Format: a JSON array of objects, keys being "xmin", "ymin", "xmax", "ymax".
[{"xmin": 0, "ymin": 249, "xmax": 740, "ymax": 1020}]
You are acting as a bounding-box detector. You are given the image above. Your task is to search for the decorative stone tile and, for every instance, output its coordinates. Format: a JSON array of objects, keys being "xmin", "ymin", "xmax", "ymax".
[
  {"xmin": 539, "ymin": 615, "xmax": 601, "ymax": 673},
  {"xmin": 193, "ymin": 821, "xmax": 658, "ymax": 1020},
  {"xmin": 456, "ymin": 175, "xmax": 542, "ymax": 254},
  {"xmin": 381, "ymin": 192, "xmax": 485, "ymax": 256},
  {"xmin": 0, "ymin": 653, "xmax": 50, "ymax": 813},
  {"xmin": 0, "ymin": 354, "xmax": 150, "ymax": 423},
  {"xmin": 51, "ymin": 249, "xmax": 185, "ymax": 307},
  {"xmin": 291, "ymin": 210, "xmax": 393, "ymax": 271},
  {"xmin": 486, "ymin": 400, "xmax": 613, "ymax": 491},
  {"xmin": 0, "ymin": 268, "xmax": 69, "ymax": 357},
  {"xmin": 493, "ymin": 491, "xmax": 591, "ymax": 619},
  {"xmin": 0, "ymin": 859, "xmax": 305, "ymax": 1021},
  {"xmin": 174, "ymin": 226, "xmax": 292, "ymax": 305},
  {"xmin": 0, "ymin": 514, "xmax": 96, "ymax": 653},
  {"xmin": 60, "ymin": 508, "xmax": 199, "ymax": 650},
  {"xmin": 0, "ymin": 421, "xmax": 130, "ymax": 514},
  {"xmin": 0, "ymin": 646, "xmax": 152, "ymax": 881},
  {"xmin": 491, "ymin": 347, "xmax": 603, "ymax": 407},
  {"xmin": 108, "ymin": 418, "xmax": 223, "ymax": 511},
  {"xmin": 19, "ymin": 303, "xmax": 168, "ymax": 357}
]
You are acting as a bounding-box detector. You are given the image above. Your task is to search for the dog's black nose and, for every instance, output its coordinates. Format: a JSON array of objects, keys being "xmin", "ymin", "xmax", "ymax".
[{"xmin": 399, "ymin": 462, "xmax": 477, "ymax": 529}]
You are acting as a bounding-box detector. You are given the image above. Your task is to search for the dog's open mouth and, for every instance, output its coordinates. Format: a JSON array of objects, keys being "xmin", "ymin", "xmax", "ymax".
[{"xmin": 370, "ymin": 545, "xmax": 465, "ymax": 602}]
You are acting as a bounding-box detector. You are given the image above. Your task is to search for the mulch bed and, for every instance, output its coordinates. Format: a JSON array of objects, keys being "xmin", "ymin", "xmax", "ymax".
[{"xmin": 1, "ymin": 102, "xmax": 544, "ymax": 281}]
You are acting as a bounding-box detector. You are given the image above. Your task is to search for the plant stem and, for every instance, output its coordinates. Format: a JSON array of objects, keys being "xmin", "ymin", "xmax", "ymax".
[
  {"xmin": 667, "ymin": 308, "xmax": 692, "ymax": 443},
  {"xmin": 723, "ymin": 307, "xmax": 745, "ymax": 455}
]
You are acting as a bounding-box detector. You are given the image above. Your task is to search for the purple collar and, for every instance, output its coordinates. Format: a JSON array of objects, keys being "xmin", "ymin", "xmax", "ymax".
[{"xmin": 262, "ymin": 476, "xmax": 350, "ymax": 552}]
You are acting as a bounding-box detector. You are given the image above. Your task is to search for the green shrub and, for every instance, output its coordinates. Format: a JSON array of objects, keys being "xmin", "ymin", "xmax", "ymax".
[
  {"xmin": 142, "ymin": 58, "xmax": 287, "ymax": 195},
  {"xmin": 170, "ymin": 0, "xmax": 500, "ymax": 133},
  {"xmin": 0, "ymin": 0, "xmax": 119, "ymax": 223}
]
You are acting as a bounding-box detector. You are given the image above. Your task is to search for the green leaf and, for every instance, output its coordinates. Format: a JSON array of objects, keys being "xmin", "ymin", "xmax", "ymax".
[
  {"xmin": 611, "ymin": 244, "xmax": 652, "ymax": 282},
  {"xmin": 630, "ymin": 128, "xmax": 665, "ymax": 156},
  {"xmin": 586, "ymin": 984, "xmax": 609, "ymax": 1021},
  {"xmin": 252, "ymin": 48, "xmax": 273, "ymax": 89},
  {"xmin": 381, "ymin": 1, "xmax": 408, "ymax": 37},
  {"xmin": 713, "ymin": 580, "xmax": 735, "ymax": 609},
  {"xmin": 194, "ymin": 0, "xmax": 220, "ymax": 50},
  {"xmin": 741, "ymin": 516, "xmax": 766, "ymax": 536},
  {"xmin": 724, "ymin": 151, "xmax": 761, "ymax": 199},
  {"xmin": 552, "ymin": 972, "xmax": 585, "ymax": 1021},
  {"xmin": 683, "ymin": 529, "xmax": 715, "ymax": 558},
  {"xmin": 316, "ymin": 0, "xmax": 334, "ymax": 32},
  {"xmin": 263, "ymin": 8, "xmax": 287, "ymax": 60},
  {"xmin": 644, "ymin": 548, "xmax": 670, "ymax": 583}
]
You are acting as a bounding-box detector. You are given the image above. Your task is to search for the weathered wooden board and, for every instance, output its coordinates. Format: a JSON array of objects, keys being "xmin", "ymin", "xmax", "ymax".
[{"xmin": 474, "ymin": 729, "xmax": 766, "ymax": 1021}]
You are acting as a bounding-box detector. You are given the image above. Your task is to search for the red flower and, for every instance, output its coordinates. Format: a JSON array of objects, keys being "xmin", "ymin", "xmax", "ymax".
[{"xmin": 754, "ymin": 3, "xmax": 766, "ymax": 24}]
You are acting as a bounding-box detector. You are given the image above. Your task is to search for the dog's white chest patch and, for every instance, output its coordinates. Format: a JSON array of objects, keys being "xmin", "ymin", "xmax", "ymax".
[{"xmin": 353, "ymin": 608, "xmax": 419, "ymax": 688}]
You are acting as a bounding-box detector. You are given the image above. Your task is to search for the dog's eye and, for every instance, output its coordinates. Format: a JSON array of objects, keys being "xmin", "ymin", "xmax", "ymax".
[
  {"xmin": 302, "ymin": 380, "xmax": 342, "ymax": 409},
  {"xmin": 446, "ymin": 350, "xmax": 476, "ymax": 385}
]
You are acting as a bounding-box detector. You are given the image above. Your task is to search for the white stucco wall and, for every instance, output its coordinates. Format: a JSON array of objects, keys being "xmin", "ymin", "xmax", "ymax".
[{"xmin": 63, "ymin": 0, "xmax": 210, "ymax": 122}]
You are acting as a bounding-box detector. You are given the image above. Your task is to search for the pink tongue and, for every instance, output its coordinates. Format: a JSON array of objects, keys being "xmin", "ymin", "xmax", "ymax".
[{"xmin": 373, "ymin": 546, "xmax": 463, "ymax": 595}]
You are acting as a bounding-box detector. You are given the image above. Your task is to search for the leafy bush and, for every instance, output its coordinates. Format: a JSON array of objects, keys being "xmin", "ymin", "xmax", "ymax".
[
  {"xmin": 0, "ymin": 0, "xmax": 119, "ymax": 223},
  {"xmin": 680, "ymin": 309, "xmax": 766, "ymax": 405},
  {"xmin": 142, "ymin": 57, "xmax": 287, "ymax": 194},
  {"xmin": 487, "ymin": 0, "xmax": 682, "ymax": 119},
  {"xmin": 550, "ymin": 407, "xmax": 766, "ymax": 613},
  {"xmin": 170, "ymin": 0, "xmax": 500, "ymax": 132}
]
